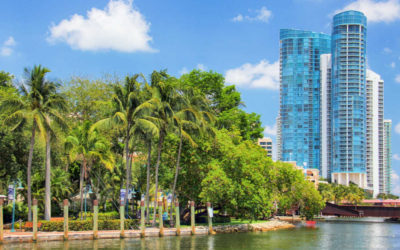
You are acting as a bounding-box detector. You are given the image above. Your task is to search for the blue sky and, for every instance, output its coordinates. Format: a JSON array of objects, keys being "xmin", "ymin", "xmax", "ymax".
[{"xmin": 1, "ymin": 0, "xmax": 400, "ymax": 194}]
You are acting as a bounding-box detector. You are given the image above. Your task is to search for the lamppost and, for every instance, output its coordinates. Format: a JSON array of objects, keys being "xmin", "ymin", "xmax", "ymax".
[
  {"xmin": 10, "ymin": 180, "xmax": 23, "ymax": 232},
  {"xmin": 84, "ymin": 184, "xmax": 93, "ymax": 220},
  {"xmin": 126, "ymin": 187, "xmax": 136, "ymax": 219}
]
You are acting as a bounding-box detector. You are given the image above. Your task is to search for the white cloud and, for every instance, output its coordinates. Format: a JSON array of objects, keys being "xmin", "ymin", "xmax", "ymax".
[
  {"xmin": 232, "ymin": 6, "xmax": 272, "ymax": 23},
  {"xmin": 264, "ymin": 123, "xmax": 277, "ymax": 136},
  {"xmin": 4, "ymin": 37, "xmax": 16, "ymax": 47},
  {"xmin": 225, "ymin": 60, "xmax": 279, "ymax": 90},
  {"xmin": 47, "ymin": 0, "xmax": 155, "ymax": 52},
  {"xmin": 395, "ymin": 122, "xmax": 400, "ymax": 134},
  {"xmin": 256, "ymin": 7, "xmax": 273, "ymax": 22},
  {"xmin": 0, "ymin": 36, "xmax": 16, "ymax": 56},
  {"xmin": 396, "ymin": 75, "xmax": 400, "ymax": 83},
  {"xmin": 391, "ymin": 62, "xmax": 396, "ymax": 68},
  {"xmin": 393, "ymin": 173, "xmax": 400, "ymax": 181},
  {"xmin": 232, "ymin": 14, "xmax": 244, "ymax": 22},
  {"xmin": 384, "ymin": 47, "xmax": 392, "ymax": 53},
  {"xmin": 393, "ymin": 154, "xmax": 400, "ymax": 161},
  {"xmin": 335, "ymin": 0, "xmax": 400, "ymax": 23}
]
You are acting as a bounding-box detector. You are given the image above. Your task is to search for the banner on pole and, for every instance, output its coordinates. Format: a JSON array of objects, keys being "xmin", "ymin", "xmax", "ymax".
[
  {"xmin": 207, "ymin": 207, "xmax": 214, "ymax": 218},
  {"xmin": 120, "ymin": 189, "xmax": 126, "ymax": 201},
  {"xmin": 8, "ymin": 185, "xmax": 14, "ymax": 200}
]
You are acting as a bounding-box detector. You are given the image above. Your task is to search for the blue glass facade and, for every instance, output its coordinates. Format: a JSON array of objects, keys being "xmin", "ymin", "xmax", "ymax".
[
  {"xmin": 331, "ymin": 11, "xmax": 367, "ymax": 174},
  {"xmin": 279, "ymin": 29, "xmax": 331, "ymax": 169}
]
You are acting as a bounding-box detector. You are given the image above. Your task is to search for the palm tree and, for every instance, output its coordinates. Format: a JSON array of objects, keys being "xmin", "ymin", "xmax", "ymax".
[
  {"xmin": 44, "ymin": 95, "xmax": 68, "ymax": 220},
  {"xmin": 129, "ymin": 82, "xmax": 159, "ymax": 222},
  {"xmin": 148, "ymin": 70, "xmax": 180, "ymax": 225},
  {"xmin": 65, "ymin": 121, "xmax": 114, "ymax": 219},
  {"xmin": 94, "ymin": 75, "xmax": 155, "ymax": 208},
  {"xmin": 169, "ymin": 86, "xmax": 214, "ymax": 225},
  {"xmin": 0, "ymin": 65, "xmax": 62, "ymax": 221}
]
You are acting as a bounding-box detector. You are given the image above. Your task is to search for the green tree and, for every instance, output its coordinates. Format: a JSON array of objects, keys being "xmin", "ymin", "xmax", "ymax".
[
  {"xmin": 0, "ymin": 71, "xmax": 13, "ymax": 87},
  {"xmin": 169, "ymin": 86, "xmax": 213, "ymax": 225},
  {"xmin": 63, "ymin": 76, "xmax": 114, "ymax": 122},
  {"xmin": 95, "ymin": 74, "xmax": 156, "ymax": 208},
  {"xmin": 65, "ymin": 121, "xmax": 114, "ymax": 219},
  {"xmin": 1, "ymin": 65, "xmax": 60, "ymax": 220},
  {"xmin": 148, "ymin": 70, "xmax": 179, "ymax": 225}
]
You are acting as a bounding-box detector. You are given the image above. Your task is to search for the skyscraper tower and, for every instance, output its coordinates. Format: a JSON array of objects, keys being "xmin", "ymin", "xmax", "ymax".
[
  {"xmin": 320, "ymin": 54, "xmax": 332, "ymax": 179},
  {"xmin": 279, "ymin": 29, "xmax": 331, "ymax": 169},
  {"xmin": 365, "ymin": 69, "xmax": 384, "ymax": 196},
  {"xmin": 331, "ymin": 11, "xmax": 367, "ymax": 187},
  {"xmin": 383, "ymin": 120, "xmax": 392, "ymax": 194}
]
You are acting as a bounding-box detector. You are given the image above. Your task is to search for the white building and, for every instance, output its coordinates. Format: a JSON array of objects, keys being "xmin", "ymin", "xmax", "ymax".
[
  {"xmin": 383, "ymin": 120, "xmax": 392, "ymax": 194},
  {"xmin": 320, "ymin": 54, "xmax": 332, "ymax": 180},
  {"xmin": 365, "ymin": 69, "xmax": 384, "ymax": 197}
]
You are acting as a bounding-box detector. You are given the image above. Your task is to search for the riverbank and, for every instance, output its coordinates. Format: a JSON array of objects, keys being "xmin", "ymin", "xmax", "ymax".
[{"xmin": 0, "ymin": 220, "xmax": 294, "ymax": 244}]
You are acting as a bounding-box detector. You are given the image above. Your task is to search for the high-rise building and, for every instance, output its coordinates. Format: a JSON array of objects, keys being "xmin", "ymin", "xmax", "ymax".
[
  {"xmin": 383, "ymin": 120, "xmax": 392, "ymax": 194},
  {"xmin": 279, "ymin": 29, "xmax": 331, "ymax": 169},
  {"xmin": 258, "ymin": 137, "xmax": 273, "ymax": 158},
  {"xmin": 320, "ymin": 54, "xmax": 332, "ymax": 179},
  {"xmin": 365, "ymin": 70, "xmax": 384, "ymax": 197},
  {"xmin": 330, "ymin": 11, "xmax": 367, "ymax": 187},
  {"xmin": 278, "ymin": 10, "xmax": 392, "ymax": 194},
  {"xmin": 276, "ymin": 116, "xmax": 282, "ymax": 160}
]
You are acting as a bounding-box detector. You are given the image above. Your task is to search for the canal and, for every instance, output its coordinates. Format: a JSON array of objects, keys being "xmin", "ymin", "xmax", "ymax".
[{"xmin": 5, "ymin": 221, "xmax": 400, "ymax": 249}]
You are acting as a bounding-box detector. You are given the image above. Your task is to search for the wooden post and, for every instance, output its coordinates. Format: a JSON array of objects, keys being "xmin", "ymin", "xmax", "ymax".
[
  {"xmin": 175, "ymin": 201, "xmax": 180, "ymax": 236},
  {"xmin": 140, "ymin": 200, "xmax": 145, "ymax": 237},
  {"xmin": 93, "ymin": 200, "xmax": 99, "ymax": 239},
  {"xmin": 0, "ymin": 198, "xmax": 4, "ymax": 243},
  {"xmin": 33, "ymin": 199, "xmax": 38, "ymax": 242},
  {"xmin": 190, "ymin": 201, "xmax": 195, "ymax": 235},
  {"xmin": 158, "ymin": 201, "xmax": 164, "ymax": 236},
  {"xmin": 63, "ymin": 199, "xmax": 69, "ymax": 240},
  {"xmin": 207, "ymin": 202, "xmax": 213, "ymax": 234},
  {"xmin": 120, "ymin": 201, "xmax": 125, "ymax": 238}
]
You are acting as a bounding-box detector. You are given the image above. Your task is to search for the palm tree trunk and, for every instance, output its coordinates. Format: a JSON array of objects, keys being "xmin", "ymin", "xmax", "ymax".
[
  {"xmin": 27, "ymin": 125, "xmax": 36, "ymax": 221},
  {"xmin": 44, "ymin": 132, "xmax": 51, "ymax": 221},
  {"xmin": 170, "ymin": 131, "xmax": 183, "ymax": 226},
  {"xmin": 145, "ymin": 141, "xmax": 152, "ymax": 223},
  {"xmin": 124, "ymin": 127, "xmax": 130, "ymax": 207},
  {"xmin": 152, "ymin": 131, "xmax": 164, "ymax": 226},
  {"xmin": 80, "ymin": 159, "xmax": 86, "ymax": 220}
]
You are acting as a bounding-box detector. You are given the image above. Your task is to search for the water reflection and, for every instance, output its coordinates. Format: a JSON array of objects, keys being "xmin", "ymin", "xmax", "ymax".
[{"xmin": 3, "ymin": 222, "xmax": 400, "ymax": 249}]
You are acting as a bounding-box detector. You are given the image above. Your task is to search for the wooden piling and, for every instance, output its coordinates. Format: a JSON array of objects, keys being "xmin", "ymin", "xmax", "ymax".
[
  {"xmin": 140, "ymin": 201, "xmax": 145, "ymax": 237},
  {"xmin": 120, "ymin": 201, "xmax": 125, "ymax": 238},
  {"xmin": 175, "ymin": 201, "xmax": 180, "ymax": 236},
  {"xmin": 33, "ymin": 199, "xmax": 38, "ymax": 242},
  {"xmin": 207, "ymin": 202, "xmax": 213, "ymax": 234},
  {"xmin": 63, "ymin": 199, "xmax": 69, "ymax": 240},
  {"xmin": 190, "ymin": 201, "xmax": 195, "ymax": 235},
  {"xmin": 93, "ymin": 200, "xmax": 99, "ymax": 239}
]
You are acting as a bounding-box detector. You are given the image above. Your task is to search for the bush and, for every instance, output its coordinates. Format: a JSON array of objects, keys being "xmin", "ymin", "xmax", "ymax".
[
  {"xmin": 77, "ymin": 211, "xmax": 119, "ymax": 220},
  {"xmin": 40, "ymin": 219, "xmax": 139, "ymax": 232}
]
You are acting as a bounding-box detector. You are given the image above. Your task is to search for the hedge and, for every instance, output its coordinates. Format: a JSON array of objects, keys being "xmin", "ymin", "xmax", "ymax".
[
  {"xmin": 40, "ymin": 219, "xmax": 139, "ymax": 232},
  {"xmin": 77, "ymin": 211, "xmax": 119, "ymax": 220}
]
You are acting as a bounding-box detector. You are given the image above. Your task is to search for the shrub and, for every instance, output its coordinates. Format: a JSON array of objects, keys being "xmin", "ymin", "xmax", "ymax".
[
  {"xmin": 77, "ymin": 211, "xmax": 119, "ymax": 220},
  {"xmin": 40, "ymin": 219, "xmax": 139, "ymax": 232}
]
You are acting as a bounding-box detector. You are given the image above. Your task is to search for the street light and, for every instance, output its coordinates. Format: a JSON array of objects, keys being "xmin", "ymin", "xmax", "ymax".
[
  {"xmin": 11, "ymin": 180, "xmax": 23, "ymax": 232},
  {"xmin": 84, "ymin": 185, "xmax": 93, "ymax": 220},
  {"xmin": 126, "ymin": 187, "xmax": 136, "ymax": 219}
]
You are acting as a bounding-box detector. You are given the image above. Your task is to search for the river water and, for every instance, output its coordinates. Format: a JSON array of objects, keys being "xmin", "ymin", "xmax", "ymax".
[{"xmin": 5, "ymin": 221, "xmax": 400, "ymax": 249}]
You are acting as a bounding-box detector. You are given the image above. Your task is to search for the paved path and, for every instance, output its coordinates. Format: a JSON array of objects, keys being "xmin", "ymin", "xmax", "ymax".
[{"xmin": 1, "ymin": 227, "xmax": 209, "ymax": 243}]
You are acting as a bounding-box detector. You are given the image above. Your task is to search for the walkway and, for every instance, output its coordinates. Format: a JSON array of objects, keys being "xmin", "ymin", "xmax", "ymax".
[{"xmin": 2, "ymin": 227, "xmax": 209, "ymax": 243}]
